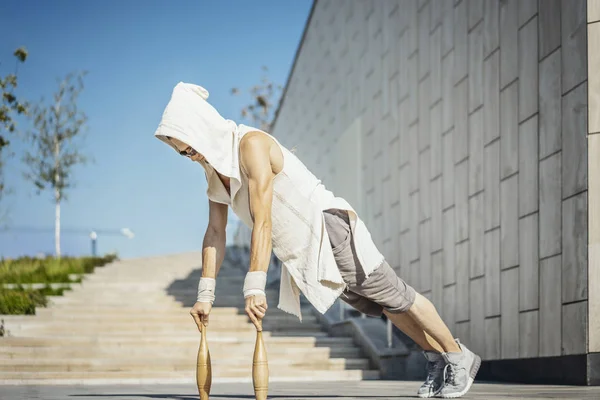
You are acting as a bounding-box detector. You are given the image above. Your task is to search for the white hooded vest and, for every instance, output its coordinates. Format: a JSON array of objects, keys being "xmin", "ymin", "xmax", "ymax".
[{"xmin": 155, "ymin": 82, "xmax": 384, "ymax": 320}]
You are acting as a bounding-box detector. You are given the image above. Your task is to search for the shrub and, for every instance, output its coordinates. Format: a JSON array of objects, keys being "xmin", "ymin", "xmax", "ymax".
[
  {"xmin": 0, "ymin": 254, "xmax": 116, "ymax": 315},
  {"xmin": 0, "ymin": 254, "xmax": 117, "ymax": 284},
  {"xmin": 0, "ymin": 288, "xmax": 47, "ymax": 315}
]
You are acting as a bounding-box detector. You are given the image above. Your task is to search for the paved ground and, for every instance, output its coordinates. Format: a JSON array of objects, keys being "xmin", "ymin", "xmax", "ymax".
[{"xmin": 2, "ymin": 381, "xmax": 600, "ymax": 400}]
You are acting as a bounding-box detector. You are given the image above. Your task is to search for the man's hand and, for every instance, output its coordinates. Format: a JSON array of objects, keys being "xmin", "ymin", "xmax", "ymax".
[
  {"xmin": 190, "ymin": 301, "xmax": 212, "ymax": 332},
  {"xmin": 245, "ymin": 294, "xmax": 268, "ymax": 331}
]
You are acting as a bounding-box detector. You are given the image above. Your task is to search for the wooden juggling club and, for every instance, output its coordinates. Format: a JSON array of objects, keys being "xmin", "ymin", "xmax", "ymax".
[
  {"xmin": 196, "ymin": 322, "xmax": 212, "ymax": 400},
  {"xmin": 252, "ymin": 320, "xmax": 268, "ymax": 400}
]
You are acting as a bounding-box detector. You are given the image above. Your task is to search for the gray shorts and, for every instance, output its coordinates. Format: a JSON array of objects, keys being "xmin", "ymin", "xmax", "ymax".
[{"xmin": 323, "ymin": 208, "xmax": 416, "ymax": 317}]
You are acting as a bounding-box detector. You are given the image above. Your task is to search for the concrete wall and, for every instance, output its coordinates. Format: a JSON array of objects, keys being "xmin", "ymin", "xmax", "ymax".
[{"xmin": 272, "ymin": 0, "xmax": 589, "ymax": 361}]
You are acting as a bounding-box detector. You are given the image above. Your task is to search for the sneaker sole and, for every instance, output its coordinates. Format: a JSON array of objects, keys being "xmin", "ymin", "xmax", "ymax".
[{"xmin": 439, "ymin": 354, "xmax": 481, "ymax": 399}]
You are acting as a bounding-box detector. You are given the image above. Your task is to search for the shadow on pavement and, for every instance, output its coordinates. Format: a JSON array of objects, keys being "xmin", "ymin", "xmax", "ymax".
[
  {"xmin": 70, "ymin": 395, "xmax": 408, "ymax": 399},
  {"xmin": 208, "ymin": 395, "xmax": 412, "ymax": 399}
]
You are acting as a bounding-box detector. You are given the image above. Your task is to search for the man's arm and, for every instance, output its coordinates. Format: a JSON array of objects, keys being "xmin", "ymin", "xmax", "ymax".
[
  {"xmin": 239, "ymin": 132, "xmax": 275, "ymax": 328},
  {"xmin": 201, "ymin": 199, "xmax": 228, "ymax": 279},
  {"xmin": 240, "ymin": 133, "xmax": 274, "ymax": 274},
  {"xmin": 190, "ymin": 199, "xmax": 227, "ymax": 331}
]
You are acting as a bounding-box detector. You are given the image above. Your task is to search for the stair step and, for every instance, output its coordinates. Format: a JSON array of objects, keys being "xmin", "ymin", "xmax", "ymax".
[
  {"xmin": 0, "ymin": 335, "xmax": 354, "ymax": 346},
  {"xmin": 0, "ymin": 342, "xmax": 353, "ymax": 354},
  {"xmin": 33, "ymin": 306, "xmax": 241, "ymax": 314},
  {"xmin": 0, "ymin": 369, "xmax": 380, "ymax": 384},
  {"xmin": 0, "ymin": 313, "xmax": 318, "ymax": 325},
  {"xmin": 0, "ymin": 358, "xmax": 370, "ymax": 372},
  {"xmin": 4, "ymin": 321, "xmax": 324, "ymax": 332},
  {"xmin": 45, "ymin": 298, "xmax": 185, "ymax": 306},
  {"xmin": 33, "ymin": 304, "xmax": 313, "ymax": 314},
  {"xmin": 7, "ymin": 330, "xmax": 331, "ymax": 340},
  {"xmin": 0, "ymin": 345, "xmax": 362, "ymax": 359}
]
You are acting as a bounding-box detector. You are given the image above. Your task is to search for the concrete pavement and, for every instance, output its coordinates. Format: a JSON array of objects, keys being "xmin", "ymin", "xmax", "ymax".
[{"xmin": 2, "ymin": 381, "xmax": 600, "ymax": 399}]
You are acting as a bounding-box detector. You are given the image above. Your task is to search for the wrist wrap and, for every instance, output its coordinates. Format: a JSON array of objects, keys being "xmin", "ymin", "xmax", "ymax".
[
  {"xmin": 243, "ymin": 271, "xmax": 267, "ymax": 298},
  {"xmin": 197, "ymin": 277, "xmax": 216, "ymax": 304}
]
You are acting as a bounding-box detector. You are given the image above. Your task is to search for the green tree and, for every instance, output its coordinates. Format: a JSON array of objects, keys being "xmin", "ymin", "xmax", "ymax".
[
  {"xmin": 0, "ymin": 47, "xmax": 28, "ymax": 209},
  {"xmin": 231, "ymin": 66, "xmax": 282, "ymax": 132},
  {"xmin": 23, "ymin": 71, "xmax": 88, "ymax": 257}
]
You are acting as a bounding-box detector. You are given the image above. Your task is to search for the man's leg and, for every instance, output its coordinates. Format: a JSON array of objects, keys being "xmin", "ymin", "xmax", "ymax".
[
  {"xmin": 383, "ymin": 307, "xmax": 444, "ymax": 353},
  {"xmin": 323, "ymin": 209, "xmax": 454, "ymax": 348},
  {"xmin": 323, "ymin": 209, "xmax": 480, "ymax": 398},
  {"xmin": 351, "ymin": 249, "xmax": 480, "ymax": 398},
  {"xmin": 388, "ymin": 293, "xmax": 460, "ymax": 353},
  {"xmin": 340, "ymin": 289, "xmax": 442, "ymax": 352},
  {"xmin": 340, "ymin": 252, "xmax": 461, "ymax": 354},
  {"xmin": 323, "ymin": 209, "xmax": 444, "ymax": 397}
]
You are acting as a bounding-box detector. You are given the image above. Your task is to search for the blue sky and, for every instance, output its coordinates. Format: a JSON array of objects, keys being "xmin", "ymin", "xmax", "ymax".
[{"xmin": 0, "ymin": 0, "xmax": 312, "ymax": 259}]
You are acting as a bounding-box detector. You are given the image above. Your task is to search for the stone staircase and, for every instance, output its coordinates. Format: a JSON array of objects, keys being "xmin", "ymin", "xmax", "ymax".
[{"xmin": 0, "ymin": 251, "xmax": 379, "ymax": 384}]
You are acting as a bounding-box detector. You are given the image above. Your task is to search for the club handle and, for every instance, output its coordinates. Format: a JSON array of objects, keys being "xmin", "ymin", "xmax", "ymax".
[
  {"xmin": 197, "ymin": 323, "xmax": 211, "ymax": 400},
  {"xmin": 253, "ymin": 320, "xmax": 268, "ymax": 400}
]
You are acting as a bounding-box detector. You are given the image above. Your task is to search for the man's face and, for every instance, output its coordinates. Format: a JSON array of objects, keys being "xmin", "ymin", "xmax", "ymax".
[{"xmin": 168, "ymin": 137, "xmax": 206, "ymax": 163}]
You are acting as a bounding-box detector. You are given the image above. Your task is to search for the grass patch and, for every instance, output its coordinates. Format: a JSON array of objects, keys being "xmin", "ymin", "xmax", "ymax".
[
  {"xmin": 0, "ymin": 254, "xmax": 117, "ymax": 316},
  {"xmin": 0, "ymin": 254, "xmax": 117, "ymax": 284},
  {"xmin": 0, "ymin": 284, "xmax": 73, "ymax": 316},
  {"xmin": 0, "ymin": 287, "xmax": 47, "ymax": 315}
]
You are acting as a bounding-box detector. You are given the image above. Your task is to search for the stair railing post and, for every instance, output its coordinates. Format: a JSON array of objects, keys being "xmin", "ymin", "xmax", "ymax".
[{"xmin": 387, "ymin": 318, "xmax": 393, "ymax": 348}]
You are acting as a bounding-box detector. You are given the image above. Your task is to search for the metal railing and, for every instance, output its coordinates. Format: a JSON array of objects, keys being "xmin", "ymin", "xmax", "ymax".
[{"xmin": 337, "ymin": 298, "xmax": 394, "ymax": 348}]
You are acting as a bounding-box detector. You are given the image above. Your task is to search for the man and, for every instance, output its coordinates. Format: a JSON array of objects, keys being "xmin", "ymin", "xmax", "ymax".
[{"xmin": 155, "ymin": 82, "xmax": 480, "ymax": 398}]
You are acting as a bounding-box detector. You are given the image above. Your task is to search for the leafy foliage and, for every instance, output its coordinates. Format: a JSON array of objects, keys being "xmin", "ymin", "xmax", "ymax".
[
  {"xmin": 0, "ymin": 285, "xmax": 74, "ymax": 317},
  {"xmin": 0, "ymin": 47, "xmax": 28, "ymax": 207},
  {"xmin": 0, "ymin": 288, "xmax": 43, "ymax": 315},
  {"xmin": 0, "ymin": 47, "xmax": 28, "ymax": 145},
  {"xmin": 0, "ymin": 254, "xmax": 117, "ymax": 318},
  {"xmin": 231, "ymin": 66, "xmax": 282, "ymax": 132},
  {"xmin": 0, "ymin": 254, "xmax": 117, "ymax": 284},
  {"xmin": 22, "ymin": 71, "xmax": 88, "ymax": 202}
]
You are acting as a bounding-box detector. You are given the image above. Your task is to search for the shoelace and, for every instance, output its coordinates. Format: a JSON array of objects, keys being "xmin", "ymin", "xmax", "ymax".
[{"xmin": 443, "ymin": 363, "xmax": 458, "ymax": 386}]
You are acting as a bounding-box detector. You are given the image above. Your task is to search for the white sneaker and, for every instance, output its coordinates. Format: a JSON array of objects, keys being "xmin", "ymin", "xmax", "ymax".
[
  {"xmin": 416, "ymin": 350, "xmax": 445, "ymax": 398},
  {"xmin": 438, "ymin": 340, "xmax": 481, "ymax": 399}
]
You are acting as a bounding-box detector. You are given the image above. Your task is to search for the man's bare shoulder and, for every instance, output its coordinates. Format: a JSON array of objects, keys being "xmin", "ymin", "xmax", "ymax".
[
  {"xmin": 239, "ymin": 130, "xmax": 271, "ymax": 151},
  {"xmin": 239, "ymin": 131, "xmax": 272, "ymax": 175},
  {"xmin": 239, "ymin": 130, "xmax": 283, "ymax": 176}
]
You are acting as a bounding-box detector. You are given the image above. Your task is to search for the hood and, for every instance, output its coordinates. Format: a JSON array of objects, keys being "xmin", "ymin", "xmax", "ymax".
[{"xmin": 154, "ymin": 82, "xmax": 242, "ymax": 204}]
